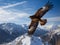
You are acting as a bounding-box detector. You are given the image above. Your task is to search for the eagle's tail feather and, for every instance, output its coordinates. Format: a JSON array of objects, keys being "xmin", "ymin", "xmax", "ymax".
[{"xmin": 39, "ymin": 19, "xmax": 47, "ymax": 26}]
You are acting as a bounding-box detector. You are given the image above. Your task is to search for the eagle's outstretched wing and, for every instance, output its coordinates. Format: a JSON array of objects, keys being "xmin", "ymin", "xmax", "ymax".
[
  {"xmin": 28, "ymin": 18, "xmax": 39, "ymax": 35},
  {"xmin": 34, "ymin": 1, "xmax": 53, "ymax": 18}
]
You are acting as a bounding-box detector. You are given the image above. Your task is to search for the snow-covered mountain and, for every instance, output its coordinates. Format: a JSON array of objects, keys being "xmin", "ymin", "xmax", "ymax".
[
  {"xmin": 0, "ymin": 23, "xmax": 27, "ymax": 44},
  {"xmin": 0, "ymin": 23, "xmax": 48, "ymax": 44},
  {"xmin": 1, "ymin": 34, "xmax": 44, "ymax": 45},
  {"xmin": 0, "ymin": 23, "xmax": 60, "ymax": 45},
  {"xmin": 0, "ymin": 23, "xmax": 27, "ymax": 35},
  {"xmin": 1, "ymin": 32, "xmax": 60, "ymax": 45}
]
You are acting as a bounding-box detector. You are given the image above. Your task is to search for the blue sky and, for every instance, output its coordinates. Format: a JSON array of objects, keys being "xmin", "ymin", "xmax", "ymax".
[{"xmin": 0, "ymin": 0, "xmax": 60, "ymax": 25}]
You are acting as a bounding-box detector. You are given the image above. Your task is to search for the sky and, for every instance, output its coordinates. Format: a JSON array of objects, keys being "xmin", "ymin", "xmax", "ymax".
[{"xmin": 0, "ymin": 0, "xmax": 60, "ymax": 25}]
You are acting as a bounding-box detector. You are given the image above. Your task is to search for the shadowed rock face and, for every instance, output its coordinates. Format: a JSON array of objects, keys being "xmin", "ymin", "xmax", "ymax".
[
  {"xmin": 56, "ymin": 39, "xmax": 60, "ymax": 45},
  {"xmin": 49, "ymin": 33, "xmax": 60, "ymax": 45}
]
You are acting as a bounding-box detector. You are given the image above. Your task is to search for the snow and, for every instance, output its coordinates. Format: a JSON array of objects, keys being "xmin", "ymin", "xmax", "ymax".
[
  {"xmin": 0, "ymin": 23, "xmax": 60, "ymax": 45},
  {"xmin": 2, "ymin": 33, "xmax": 43, "ymax": 45},
  {"xmin": 14, "ymin": 33, "xmax": 43, "ymax": 45}
]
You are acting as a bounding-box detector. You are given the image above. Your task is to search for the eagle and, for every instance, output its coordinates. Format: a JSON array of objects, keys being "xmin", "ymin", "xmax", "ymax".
[{"xmin": 28, "ymin": 1, "xmax": 53, "ymax": 35}]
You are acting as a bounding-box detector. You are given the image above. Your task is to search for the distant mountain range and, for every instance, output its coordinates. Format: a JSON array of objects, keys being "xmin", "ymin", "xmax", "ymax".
[
  {"xmin": 0, "ymin": 23, "xmax": 60, "ymax": 44},
  {"xmin": 0, "ymin": 23, "xmax": 27, "ymax": 44}
]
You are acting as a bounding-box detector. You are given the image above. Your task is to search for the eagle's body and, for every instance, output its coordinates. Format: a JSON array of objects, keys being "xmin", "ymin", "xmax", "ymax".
[{"xmin": 28, "ymin": 2, "xmax": 53, "ymax": 35}]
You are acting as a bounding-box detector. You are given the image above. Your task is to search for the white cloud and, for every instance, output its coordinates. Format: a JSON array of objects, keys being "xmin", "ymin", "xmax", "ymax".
[
  {"xmin": 0, "ymin": 1, "xmax": 31, "ymax": 24},
  {"xmin": 0, "ymin": 9, "xmax": 30, "ymax": 24},
  {"xmin": 47, "ymin": 17, "xmax": 60, "ymax": 21},
  {"xmin": 0, "ymin": 1, "xmax": 27, "ymax": 9}
]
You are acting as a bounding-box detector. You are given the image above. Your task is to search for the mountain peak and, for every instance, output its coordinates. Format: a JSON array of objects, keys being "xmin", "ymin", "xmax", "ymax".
[{"xmin": 5, "ymin": 34, "xmax": 43, "ymax": 45}]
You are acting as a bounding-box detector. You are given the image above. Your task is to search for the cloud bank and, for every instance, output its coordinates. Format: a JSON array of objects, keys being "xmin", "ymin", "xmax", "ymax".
[{"xmin": 47, "ymin": 17, "xmax": 60, "ymax": 21}]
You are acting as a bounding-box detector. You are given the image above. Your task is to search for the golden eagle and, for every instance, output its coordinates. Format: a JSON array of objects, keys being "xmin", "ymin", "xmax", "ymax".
[{"xmin": 28, "ymin": 1, "xmax": 53, "ymax": 35}]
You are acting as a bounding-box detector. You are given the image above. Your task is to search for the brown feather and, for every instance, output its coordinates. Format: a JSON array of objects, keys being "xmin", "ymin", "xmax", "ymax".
[{"xmin": 28, "ymin": 18, "xmax": 39, "ymax": 35}]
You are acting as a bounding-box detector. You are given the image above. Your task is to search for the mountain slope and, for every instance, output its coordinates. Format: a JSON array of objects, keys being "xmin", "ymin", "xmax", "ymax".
[
  {"xmin": 0, "ymin": 23, "xmax": 27, "ymax": 44},
  {"xmin": 2, "ymin": 34, "xmax": 43, "ymax": 45},
  {"xmin": 0, "ymin": 23, "xmax": 60, "ymax": 44}
]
